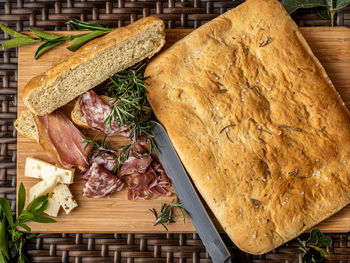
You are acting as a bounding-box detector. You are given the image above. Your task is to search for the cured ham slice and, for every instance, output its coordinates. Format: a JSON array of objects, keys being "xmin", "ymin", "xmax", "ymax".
[
  {"xmin": 79, "ymin": 90, "xmax": 130, "ymax": 137},
  {"xmin": 83, "ymin": 163, "xmax": 125, "ymax": 198},
  {"xmin": 35, "ymin": 111, "xmax": 92, "ymax": 169}
]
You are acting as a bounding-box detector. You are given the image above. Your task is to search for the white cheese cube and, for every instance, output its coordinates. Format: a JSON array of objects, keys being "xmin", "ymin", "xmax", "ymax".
[
  {"xmin": 29, "ymin": 175, "xmax": 59, "ymax": 202},
  {"xmin": 25, "ymin": 157, "xmax": 74, "ymax": 184},
  {"xmin": 53, "ymin": 184, "xmax": 78, "ymax": 214},
  {"xmin": 44, "ymin": 194, "xmax": 60, "ymax": 217}
]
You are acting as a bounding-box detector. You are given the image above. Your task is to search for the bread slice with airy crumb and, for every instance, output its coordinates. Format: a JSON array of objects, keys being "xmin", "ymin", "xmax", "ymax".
[
  {"xmin": 14, "ymin": 110, "xmax": 39, "ymax": 142},
  {"xmin": 23, "ymin": 17, "xmax": 165, "ymax": 116}
]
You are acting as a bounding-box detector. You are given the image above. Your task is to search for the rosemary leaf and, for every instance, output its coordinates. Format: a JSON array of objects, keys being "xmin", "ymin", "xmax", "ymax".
[{"xmin": 150, "ymin": 198, "xmax": 186, "ymax": 231}]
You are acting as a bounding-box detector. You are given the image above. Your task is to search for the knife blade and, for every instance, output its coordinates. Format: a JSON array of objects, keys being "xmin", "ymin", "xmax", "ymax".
[{"xmin": 151, "ymin": 121, "xmax": 231, "ymax": 263}]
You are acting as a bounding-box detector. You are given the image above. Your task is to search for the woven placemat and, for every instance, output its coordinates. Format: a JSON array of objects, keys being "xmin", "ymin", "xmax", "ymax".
[{"xmin": 1, "ymin": 1, "xmax": 350, "ymax": 262}]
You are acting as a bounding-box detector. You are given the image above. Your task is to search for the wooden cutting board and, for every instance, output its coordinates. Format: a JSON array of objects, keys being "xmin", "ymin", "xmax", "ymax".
[{"xmin": 17, "ymin": 27, "xmax": 350, "ymax": 233}]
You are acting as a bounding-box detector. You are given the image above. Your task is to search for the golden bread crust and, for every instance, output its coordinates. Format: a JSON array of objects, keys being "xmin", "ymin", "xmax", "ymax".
[{"xmin": 145, "ymin": 0, "xmax": 350, "ymax": 254}]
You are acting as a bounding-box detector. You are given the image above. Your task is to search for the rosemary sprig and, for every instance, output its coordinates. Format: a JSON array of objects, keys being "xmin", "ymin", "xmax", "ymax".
[
  {"xmin": 82, "ymin": 134, "xmax": 117, "ymax": 157},
  {"xmin": 103, "ymin": 63, "xmax": 158, "ymax": 153},
  {"xmin": 82, "ymin": 63, "xmax": 157, "ymax": 171},
  {"xmin": 0, "ymin": 19, "xmax": 114, "ymax": 59},
  {"xmin": 149, "ymin": 198, "xmax": 186, "ymax": 231},
  {"xmin": 82, "ymin": 134, "xmax": 144, "ymax": 171}
]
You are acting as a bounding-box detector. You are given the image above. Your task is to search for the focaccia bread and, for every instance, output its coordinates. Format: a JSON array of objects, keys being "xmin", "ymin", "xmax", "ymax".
[{"xmin": 145, "ymin": 0, "xmax": 350, "ymax": 255}]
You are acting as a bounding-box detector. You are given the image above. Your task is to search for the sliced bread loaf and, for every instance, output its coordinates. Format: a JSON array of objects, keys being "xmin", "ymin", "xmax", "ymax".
[
  {"xmin": 23, "ymin": 17, "xmax": 165, "ymax": 116},
  {"xmin": 15, "ymin": 110, "xmax": 39, "ymax": 142}
]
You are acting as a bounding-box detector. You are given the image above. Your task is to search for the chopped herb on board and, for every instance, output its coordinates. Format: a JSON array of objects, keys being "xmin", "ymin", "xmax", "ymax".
[
  {"xmin": 298, "ymin": 228, "xmax": 332, "ymax": 263},
  {"xmin": 149, "ymin": 198, "xmax": 186, "ymax": 231}
]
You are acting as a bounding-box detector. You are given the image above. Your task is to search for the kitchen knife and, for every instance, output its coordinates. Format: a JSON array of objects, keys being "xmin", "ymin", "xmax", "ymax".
[{"xmin": 151, "ymin": 121, "xmax": 232, "ymax": 263}]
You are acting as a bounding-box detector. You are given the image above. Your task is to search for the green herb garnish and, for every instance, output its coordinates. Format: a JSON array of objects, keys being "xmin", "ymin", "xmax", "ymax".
[
  {"xmin": 0, "ymin": 19, "xmax": 114, "ymax": 59},
  {"xmin": 298, "ymin": 228, "xmax": 332, "ymax": 263},
  {"xmin": 83, "ymin": 63, "xmax": 158, "ymax": 171},
  {"xmin": 0, "ymin": 183, "xmax": 56, "ymax": 262},
  {"xmin": 104, "ymin": 63, "xmax": 156, "ymax": 151},
  {"xmin": 149, "ymin": 198, "xmax": 186, "ymax": 231},
  {"xmin": 281, "ymin": 0, "xmax": 350, "ymax": 26},
  {"xmin": 82, "ymin": 134, "xmax": 145, "ymax": 171}
]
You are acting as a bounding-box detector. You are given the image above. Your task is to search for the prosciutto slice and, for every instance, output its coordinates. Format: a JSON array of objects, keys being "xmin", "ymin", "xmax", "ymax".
[
  {"xmin": 83, "ymin": 163, "xmax": 125, "ymax": 198},
  {"xmin": 79, "ymin": 90, "xmax": 130, "ymax": 136},
  {"xmin": 35, "ymin": 111, "xmax": 92, "ymax": 169}
]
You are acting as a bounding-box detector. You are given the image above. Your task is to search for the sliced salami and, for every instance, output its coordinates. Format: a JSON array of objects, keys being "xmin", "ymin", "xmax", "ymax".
[
  {"xmin": 82, "ymin": 153, "xmax": 118, "ymax": 180},
  {"xmin": 119, "ymin": 155, "xmax": 153, "ymax": 176},
  {"xmin": 123, "ymin": 166, "xmax": 159, "ymax": 200},
  {"xmin": 79, "ymin": 90, "xmax": 130, "ymax": 137},
  {"xmin": 151, "ymin": 160, "xmax": 172, "ymax": 188},
  {"xmin": 119, "ymin": 145, "xmax": 172, "ymax": 200},
  {"xmin": 83, "ymin": 163, "xmax": 125, "ymax": 198}
]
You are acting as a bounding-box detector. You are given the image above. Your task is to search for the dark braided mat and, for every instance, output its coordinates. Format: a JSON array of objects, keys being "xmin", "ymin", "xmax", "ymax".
[{"xmin": 1, "ymin": 1, "xmax": 350, "ymax": 262}]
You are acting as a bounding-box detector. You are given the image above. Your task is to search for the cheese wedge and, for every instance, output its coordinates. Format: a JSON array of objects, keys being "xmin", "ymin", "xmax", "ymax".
[
  {"xmin": 44, "ymin": 194, "xmax": 60, "ymax": 217},
  {"xmin": 29, "ymin": 175, "xmax": 59, "ymax": 202},
  {"xmin": 25, "ymin": 157, "xmax": 74, "ymax": 184},
  {"xmin": 52, "ymin": 184, "xmax": 78, "ymax": 214}
]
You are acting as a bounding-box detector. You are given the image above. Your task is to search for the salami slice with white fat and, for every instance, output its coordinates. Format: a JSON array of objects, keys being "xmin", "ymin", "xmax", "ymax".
[
  {"xmin": 82, "ymin": 153, "xmax": 118, "ymax": 180},
  {"xmin": 79, "ymin": 90, "xmax": 130, "ymax": 136},
  {"xmin": 119, "ymin": 144, "xmax": 172, "ymax": 200},
  {"xmin": 83, "ymin": 163, "xmax": 124, "ymax": 198}
]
